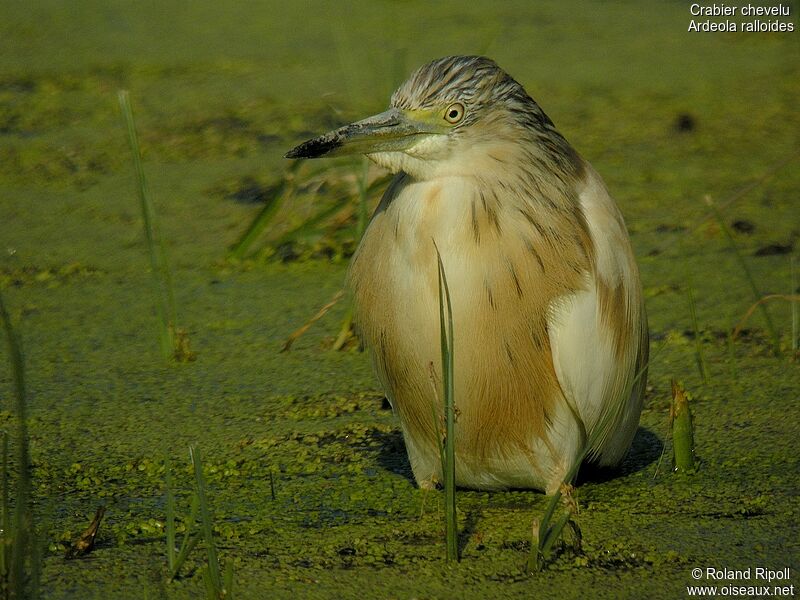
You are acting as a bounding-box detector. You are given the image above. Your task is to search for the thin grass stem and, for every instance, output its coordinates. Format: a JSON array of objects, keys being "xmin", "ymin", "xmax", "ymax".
[
  {"xmin": 223, "ymin": 561, "xmax": 234, "ymax": 598},
  {"xmin": 118, "ymin": 90, "xmax": 178, "ymax": 360},
  {"xmin": 282, "ymin": 290, "xmax": 344, "ymax": 352},
  {"xmin": 426, "ymin": 362, "xmax": 447, "ymax": 481},
  {"xmin": 228, "ymin": 168, "xmax": 296, "ymax": 260},
  {"xmin": 1, "ymin": 431, "xmax": 8, "ymax": 583},
  {"xmin": 202, "ymin": 567, "xmax": 216, "ymax": 599},
  {"xmin": 730, "ymin": 294, "xmax": 800, "ymax": 342},
  {"xmin": 435, "ymin": 245, "xmax": 458, "ymax": 562},
  {"xmin": 792, "ymin": 257, "xmax": 798, "ymax": 356},
  {"xmin": 706, "ymin": 198, "xmax": 780, "ymax": 355},
  {"xmin": 165, "ymin": 454, "xmax": 176, "ymax": 573},
  {"xmin": 687, "ymin": 288, "xmax": 709, "ymax": 384},
  {"xmin": 189, "ymin": 446, "xmax": 222, "ymax": 594},
  {"xmin": 0, "ymin": 292, "xmax": 37, "ymax": 599}
]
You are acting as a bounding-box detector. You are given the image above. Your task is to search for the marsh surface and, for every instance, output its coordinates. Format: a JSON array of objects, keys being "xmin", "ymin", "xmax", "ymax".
[{"xmin": 0, "ymin": 2, "xmax": 798, "ymax": 598}]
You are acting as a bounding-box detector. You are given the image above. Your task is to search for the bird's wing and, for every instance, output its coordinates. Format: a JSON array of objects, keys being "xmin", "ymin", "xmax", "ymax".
[{"xmin": 549, "ymin": 163, "xmax": 648, "ymax": 465}]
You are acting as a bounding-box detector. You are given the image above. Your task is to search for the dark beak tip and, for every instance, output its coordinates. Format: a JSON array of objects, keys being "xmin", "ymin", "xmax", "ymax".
[
  {"xmin": 285, "ymin": 143, "xmax": 311, "ymax": 159},
  {"xmin": 284, "ymin": 137, "xmax": 341, "ymax": 160}
]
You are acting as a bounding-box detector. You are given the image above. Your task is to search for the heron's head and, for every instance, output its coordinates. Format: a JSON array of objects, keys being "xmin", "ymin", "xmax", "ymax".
[{"xmin": 286, "ymin": 56, "xmax": 560, "ymax": 180}]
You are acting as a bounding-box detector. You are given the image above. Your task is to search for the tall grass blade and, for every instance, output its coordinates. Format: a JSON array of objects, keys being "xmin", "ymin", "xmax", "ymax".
[
  {"xmin": 435, "ymin": 246, "xmax": 458, "ymax": 563},
  {"xmin": 228, "ymin": 168, "xmax": 297, "ymax": 260},
  {"xmin": 0, "ymin": 292, "xmax": 38, "ymax": 599},
  {"xmin": 706, "ymin": 198, "xmax": 780, "ymax": 355},
  {"xmin": 169, "ymin": 492, "xmax": 200, "ymax": 581},
  {"xmin": 165, "ymin": 454, "xmax": 176, "ymax": 573},
  {"xmin": 170, "ymin": 535, "xmax": 200, "ymax": 582},
  {"xmin": 202, "ymin": 567, "xmax": 216, "ymax": 599},
  {"xmin": 0, "ymin": 431, "xmax": 8, "ymax": 585},
  {"xmin": 118, "ymin": 90, "xmax": 177, "ymax": 360},
  {"xmin": 189, "ymin": 446, "xmax": 222, "ymax": 593},
  {"xmin": 792, "ymin": 257, "xmax": 798, "ymax": 356},
  {"xmin": 223, "ymin": 561, "xmax": 234, "ymax": 598},
  {"xmin": 426, "ymin": 362, "xmax": 447, "ymax": 484},
  {"xmin": 687, "ymin": 288, "xmax": 709, "ymax": 384}
]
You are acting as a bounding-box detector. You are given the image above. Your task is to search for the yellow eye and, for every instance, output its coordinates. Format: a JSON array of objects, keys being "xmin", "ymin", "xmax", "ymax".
[{"xmin": 444, "ymin": 102, "xmax": 465, "ymax": 124}]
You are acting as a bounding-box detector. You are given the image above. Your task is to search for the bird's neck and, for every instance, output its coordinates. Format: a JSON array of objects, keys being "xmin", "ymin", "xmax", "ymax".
[{"xmin": 368, "ymin": 125, "xmax": 584, "ymax": 206}]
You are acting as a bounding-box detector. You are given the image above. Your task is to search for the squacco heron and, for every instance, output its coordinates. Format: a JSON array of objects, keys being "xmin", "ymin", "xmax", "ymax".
[{"xmin": 286, "ymin": 56, "xmax": 648, "ymax": 493}]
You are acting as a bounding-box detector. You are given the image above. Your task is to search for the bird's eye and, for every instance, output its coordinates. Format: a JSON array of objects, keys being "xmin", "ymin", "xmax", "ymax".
[{"xmin": 444, "ymin": 102, "xmax": 465, "ymax": 124}]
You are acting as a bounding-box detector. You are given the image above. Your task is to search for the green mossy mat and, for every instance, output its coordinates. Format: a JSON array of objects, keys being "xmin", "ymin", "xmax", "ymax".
[{"xmin": 0, "ymin": 1, "xmax": 797, "ymax": 598}]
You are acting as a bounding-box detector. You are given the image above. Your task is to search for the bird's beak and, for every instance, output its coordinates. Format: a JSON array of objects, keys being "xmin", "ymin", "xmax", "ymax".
[{"xmin": 285, "ymin": 108, "xmax": 433, "ymax": 159}]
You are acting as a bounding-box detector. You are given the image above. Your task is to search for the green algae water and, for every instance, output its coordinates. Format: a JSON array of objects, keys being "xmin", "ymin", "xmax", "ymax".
[{"xmin": 0, "ymin": 1, "xmax": 798, "ymax": 598}]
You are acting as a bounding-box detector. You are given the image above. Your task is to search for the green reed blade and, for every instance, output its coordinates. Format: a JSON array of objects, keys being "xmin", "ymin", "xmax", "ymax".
[
  {"xmin": 189, "ymin": 446, "xmax": 222, "ymax": 593},
  {"xmin": 792, "ymin": 257, "xmax": 798, "ymax": 355},
  {"xmin": 0, "ymin": 291, "xmax": 37, "ymax": 598},
  {"xmin": 118, "ymin": 90, "xmax": 177, "ymax": 360},
  {"xmin": 687, "ymin": 288, "xmax": 709, "ymax": 384},
  {"xmin": 165, "ymin": 454, "xmax": 176, "ymax": 572},
  {"xmin": 435, "ymin": 246, "xmax": 458, "ymax": 562},
  {"xmin": 1, "ymin": 431, "xmax": 8, "ymax": 581}
]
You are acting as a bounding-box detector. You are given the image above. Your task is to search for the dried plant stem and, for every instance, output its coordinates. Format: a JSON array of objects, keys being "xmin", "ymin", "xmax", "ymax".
[
  {"xmin": 281, "ymin": 290, "xmax": 344, "ymax": 352},
  {"xmin": 730, "ymin": 294, "xmax": 800, "ymax": 343}
]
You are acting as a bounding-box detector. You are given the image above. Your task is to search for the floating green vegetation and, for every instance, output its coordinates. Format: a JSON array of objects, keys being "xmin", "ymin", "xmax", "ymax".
[{"xmin": 0, "ymin": 263, "xmax": 102, "ymax": 290}]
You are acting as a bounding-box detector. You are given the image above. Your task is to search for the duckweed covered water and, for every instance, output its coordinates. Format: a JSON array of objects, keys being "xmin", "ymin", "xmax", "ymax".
[{"xmin": 0, "ymin": 1, "xmax": 798, "ymax": 598}]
